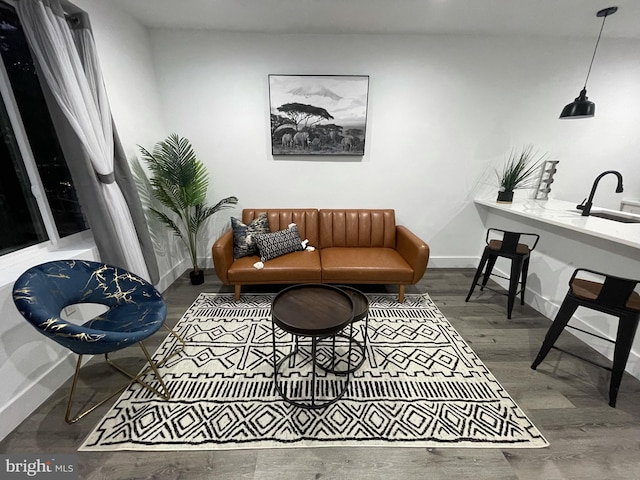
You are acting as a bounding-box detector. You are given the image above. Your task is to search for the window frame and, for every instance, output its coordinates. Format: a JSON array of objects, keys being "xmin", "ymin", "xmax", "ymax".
[{"xmin": 0, "ymin": 45, "xmax": 62, "ymax": 245}]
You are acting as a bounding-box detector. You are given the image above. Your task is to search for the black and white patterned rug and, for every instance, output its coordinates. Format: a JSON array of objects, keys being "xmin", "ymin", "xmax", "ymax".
[{"xmin": 80, "ymin": 293, "xmax": 548, "ymax": 450}]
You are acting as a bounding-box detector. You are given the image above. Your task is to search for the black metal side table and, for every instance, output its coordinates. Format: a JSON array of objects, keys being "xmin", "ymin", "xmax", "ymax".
[
  {"xmin": 271, "ymin": 284, "xmax": 354, "ymax": 410},
  {"xmin": 315, "ymin": 286, "xmax": 370, "ymax": 375}
]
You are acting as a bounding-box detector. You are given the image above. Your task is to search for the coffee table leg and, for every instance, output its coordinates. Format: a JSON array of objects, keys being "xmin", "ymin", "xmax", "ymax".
[
  {"xmin": 291, "ymin": 335, "xmax": 299, "ymax": 368},
  {"xmin": 363, "ymin": 313, "xmax": 369, "ymax": 353},
  {"xmin": 271, "ymin": 321, "xmax": 278, "ymax": 393},
  {"xmin": 311, "ymin": 336, "xmax": 317, "ymax": 407},
  {"xmin": 272, "ymin": 328, "xmax": 351, "ymax": 410},
  {"xmin": 331, "ymin": 335, "xmax": 336, "ymax": 371},
  {"xmin": 347, "ymin": 323, "xmax": 353, "ymax": 377}
]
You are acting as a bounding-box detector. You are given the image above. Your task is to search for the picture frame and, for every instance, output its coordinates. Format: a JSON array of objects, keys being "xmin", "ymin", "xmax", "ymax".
[{"xmin": 269, "ymin": 74, "xmax": 369, "ymax": 156}]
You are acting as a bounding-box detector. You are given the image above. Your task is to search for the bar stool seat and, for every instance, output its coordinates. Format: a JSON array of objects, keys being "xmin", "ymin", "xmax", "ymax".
[
  {"xmin": 465, "ymin": 228, "xmax": 540, "ymax": 319},
  {"xmin": 531, "ymin": 268, "xmax": 640, "ymax": 407}
]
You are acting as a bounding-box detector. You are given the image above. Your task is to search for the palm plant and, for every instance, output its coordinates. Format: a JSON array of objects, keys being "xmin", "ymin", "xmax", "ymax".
[
  {"xmin": 497, "ymin": 145, "xmax": 546, "ymax": 193},
  {"xmin": 139, "ymin": 134, "xmax": 237, "ymax": 280}
]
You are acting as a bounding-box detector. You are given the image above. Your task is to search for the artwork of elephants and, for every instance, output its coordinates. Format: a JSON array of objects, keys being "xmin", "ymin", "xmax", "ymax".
[{"xmin": 269, "ymin": 75, "xmax": 369, "ymax": 156}]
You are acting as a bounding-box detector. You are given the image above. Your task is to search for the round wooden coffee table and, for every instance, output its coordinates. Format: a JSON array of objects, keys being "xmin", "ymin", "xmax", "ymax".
[{"xmin": 271, "ymin": 284, "xmax": 354, "ymax": 409}]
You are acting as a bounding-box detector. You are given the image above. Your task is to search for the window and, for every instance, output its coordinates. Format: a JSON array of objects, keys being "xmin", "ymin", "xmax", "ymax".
[{"xmin": 0, "ymin": 1, "xmax": 87, "ymax": 257}]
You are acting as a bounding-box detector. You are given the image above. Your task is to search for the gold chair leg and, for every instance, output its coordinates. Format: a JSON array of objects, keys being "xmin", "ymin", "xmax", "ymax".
[
  {"xmin": 64, "ymin": 354, "xmax": 130, "ymax": 424},
  {"xmin": 398, "ymin": 285, "xmax": 405, "ymax": 303},
  {"xmin": 105, "ymin": 341, "xmax": 170, "ymax": 400},
  {"xmin": 64, "ymin": 340, "xmax": 172, "ymax": 424},
  {"xmin": 155, "ymin": 323, "xmax": 186, "ymax": 368}
]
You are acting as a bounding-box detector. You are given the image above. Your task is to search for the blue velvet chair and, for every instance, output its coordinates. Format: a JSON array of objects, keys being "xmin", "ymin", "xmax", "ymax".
[{"xmin": 13, "ymin": 259, "xmax": 180, "ymax": 423}]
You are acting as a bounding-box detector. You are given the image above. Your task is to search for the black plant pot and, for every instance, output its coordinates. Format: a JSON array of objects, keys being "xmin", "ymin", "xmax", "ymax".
[
  {"xmin": 497, "ymin": 190, "xmax": 514, "ymax": 203},
  {"xmin": 190, "ymin": 270, "xmax": 204, "ymax": 285}
]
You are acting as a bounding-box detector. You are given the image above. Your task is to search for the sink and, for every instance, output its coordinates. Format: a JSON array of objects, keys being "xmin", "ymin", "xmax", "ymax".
[{"xmin": 589, "ymin": 210, "xmax": 640, "ymax": 223}]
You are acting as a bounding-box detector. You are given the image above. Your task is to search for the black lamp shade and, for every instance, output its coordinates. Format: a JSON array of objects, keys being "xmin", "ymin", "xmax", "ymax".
[{"xmin": 560, "ymin": 89, "xmax": 595, "ymax": 119}]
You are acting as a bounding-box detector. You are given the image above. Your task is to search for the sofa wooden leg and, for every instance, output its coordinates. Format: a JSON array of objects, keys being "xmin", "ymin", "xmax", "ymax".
[
  {"xmin": 234, "ymin": 285, "xmax": 241, "ymax": 301},
  {"xmin": 398, "ymin": 285, "xmax": 405, "ymax": 303}
]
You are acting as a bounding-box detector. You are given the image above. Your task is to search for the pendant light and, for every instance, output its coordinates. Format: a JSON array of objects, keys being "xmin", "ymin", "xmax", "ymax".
[{"xmin": 559, "ymin": 6, "xmax": 618, "ymax": 119}]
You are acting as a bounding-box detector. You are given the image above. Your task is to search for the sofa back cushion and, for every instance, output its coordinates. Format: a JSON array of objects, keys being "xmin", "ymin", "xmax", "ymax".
[
  {"xmin": 319, "ymin": 209, "xmax": 396, "ymax": 248},
  {"xmin": 242, "ymin": 209, "xmax": 319, "ymax": 246}
]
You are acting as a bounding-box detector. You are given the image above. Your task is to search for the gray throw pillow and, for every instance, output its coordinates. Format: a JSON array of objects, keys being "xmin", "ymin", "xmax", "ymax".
[
  {"xmin": 231, "ymin": 214, "xmax": 270, "ymax": 259},
  {"xmin": 254, "ymin": 225, "xmax": 304, "ymax": 262}
]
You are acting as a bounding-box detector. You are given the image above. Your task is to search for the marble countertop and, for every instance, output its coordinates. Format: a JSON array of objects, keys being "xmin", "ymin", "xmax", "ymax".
[{"xmin": 474, "ymin": 197, "xmax": 640, "ymax": 249}]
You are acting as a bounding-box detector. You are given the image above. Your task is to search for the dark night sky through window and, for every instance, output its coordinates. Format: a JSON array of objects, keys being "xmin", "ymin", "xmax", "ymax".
[{"xmin": 0, "ymin": 2, "xmax": 87, "ymax": 254}]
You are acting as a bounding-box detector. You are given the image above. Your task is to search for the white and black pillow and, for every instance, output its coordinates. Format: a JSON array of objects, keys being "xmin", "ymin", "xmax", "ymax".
[
  {"xmin": 231, "ymin": 214, "xmax": 270, "ymax": 259},
  {"xmin": 254, "ymin": 225, "xmax": 304, "ymax": 262}
]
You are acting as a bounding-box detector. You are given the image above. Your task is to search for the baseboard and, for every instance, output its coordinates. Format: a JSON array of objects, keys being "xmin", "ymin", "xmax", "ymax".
[
  {"xmin": 156, "ymin": 258, "xmax": 189, "ymax": 293},
  {"xmin": 0, "ymin": 353, "xmax": 79, "ymax": 442},
  {"xmin": 156, "ymin": 256, "xmax": 213, "ymax": 293},
  {"xmin": 428, "ymin": 256, "xmax": 480, "ymax": 269}
]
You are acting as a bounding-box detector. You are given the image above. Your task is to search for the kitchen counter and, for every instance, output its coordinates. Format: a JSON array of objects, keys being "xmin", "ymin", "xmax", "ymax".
[
  {"xmin": 474, "ymin": 197, "xmax": 640, "ymax": 249},
  {"xmin": 473, "ymin": 196, "xmax": 640, "ymax": 382}
]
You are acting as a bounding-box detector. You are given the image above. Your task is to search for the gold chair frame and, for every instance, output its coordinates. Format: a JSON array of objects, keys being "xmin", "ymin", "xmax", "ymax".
[{"xmin": 64, "ymin": 324, "xmax": 186, "ymax": 424}]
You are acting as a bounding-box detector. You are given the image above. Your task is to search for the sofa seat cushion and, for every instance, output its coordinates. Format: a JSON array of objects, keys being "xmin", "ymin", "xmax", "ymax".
[
  {"xmin": 321, "ymin": 247, "xmax": 414, "ymax": 283},
  {"xmin": 227, "ymin": 250, "xmax": 321, "ymax": 283}
]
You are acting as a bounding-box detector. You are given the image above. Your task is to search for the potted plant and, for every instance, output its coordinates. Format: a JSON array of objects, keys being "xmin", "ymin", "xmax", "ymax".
[
  {"xmin": 496, "ymin": 146, "xmax": 546, "ymax": 203},
  {"xmin": 139, "ymin": 133, "xmax": 238, "ymax": 285}
]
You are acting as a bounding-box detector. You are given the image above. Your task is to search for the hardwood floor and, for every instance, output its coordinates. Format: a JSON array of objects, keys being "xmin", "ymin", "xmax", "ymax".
[{"xmin": 2, "ymin": 268, "xmax": 640, "ymax": 479}]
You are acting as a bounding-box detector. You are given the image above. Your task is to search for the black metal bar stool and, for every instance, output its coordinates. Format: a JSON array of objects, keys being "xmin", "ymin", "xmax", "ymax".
[
  {"xmin": 531, "ymin": 268, "xmax": 640, "ymax": 407},
  {"xmin": 465, "ymin": 228, "xmax": 540, "ymax": 319}
]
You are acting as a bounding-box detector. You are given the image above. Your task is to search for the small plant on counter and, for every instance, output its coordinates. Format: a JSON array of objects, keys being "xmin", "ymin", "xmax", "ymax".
[{"xmin": 496, "ymin": 146, "xmax": 546, "ymax": 203}]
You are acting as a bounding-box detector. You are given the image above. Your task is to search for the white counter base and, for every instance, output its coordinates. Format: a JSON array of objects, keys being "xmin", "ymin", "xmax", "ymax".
[{"xmin": 474, "ymin": 197, "xmax": 640, "ymax": 382}]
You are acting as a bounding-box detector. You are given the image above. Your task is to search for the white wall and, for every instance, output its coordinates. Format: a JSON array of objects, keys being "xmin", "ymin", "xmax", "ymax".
[
  {"xmin": 77, "ymin": 0, "xmax": 166, "ymax": 158},
  {"xmin": 144, "ymin": 28, "xmax": 640, "ymax": 389},
  {"xmin": 148, "ymin": 30, "xmax": 640, "ymax": 269}
]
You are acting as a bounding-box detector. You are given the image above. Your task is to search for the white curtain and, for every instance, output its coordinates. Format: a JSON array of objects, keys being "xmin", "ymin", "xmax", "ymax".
[{"xmin": 17, "ymin": 0, "xmax": 150, "ymax": 281}]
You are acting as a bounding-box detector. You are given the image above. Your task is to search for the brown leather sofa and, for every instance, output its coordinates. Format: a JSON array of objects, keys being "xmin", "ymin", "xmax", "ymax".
[{"xmin": 212, "ymin": 208, "xmax": 430, "ymax": 302}]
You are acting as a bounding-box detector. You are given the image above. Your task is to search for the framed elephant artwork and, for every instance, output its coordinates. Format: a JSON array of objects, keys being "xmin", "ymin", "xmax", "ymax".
[{"xmin": 269, "ymin": 74, "xmax": 369, "ymax": 156}]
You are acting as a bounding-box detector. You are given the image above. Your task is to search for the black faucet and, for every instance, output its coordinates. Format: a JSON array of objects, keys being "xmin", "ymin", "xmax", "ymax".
[{"xmin": 576, "ymin": 170, "xmax": 624, "ymax": 216}]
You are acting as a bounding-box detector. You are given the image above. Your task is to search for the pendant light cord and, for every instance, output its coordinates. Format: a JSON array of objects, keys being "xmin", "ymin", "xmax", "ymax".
[{"xmin": 583, "ymin": 14, "xmax": 609, "ymax": 88}]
